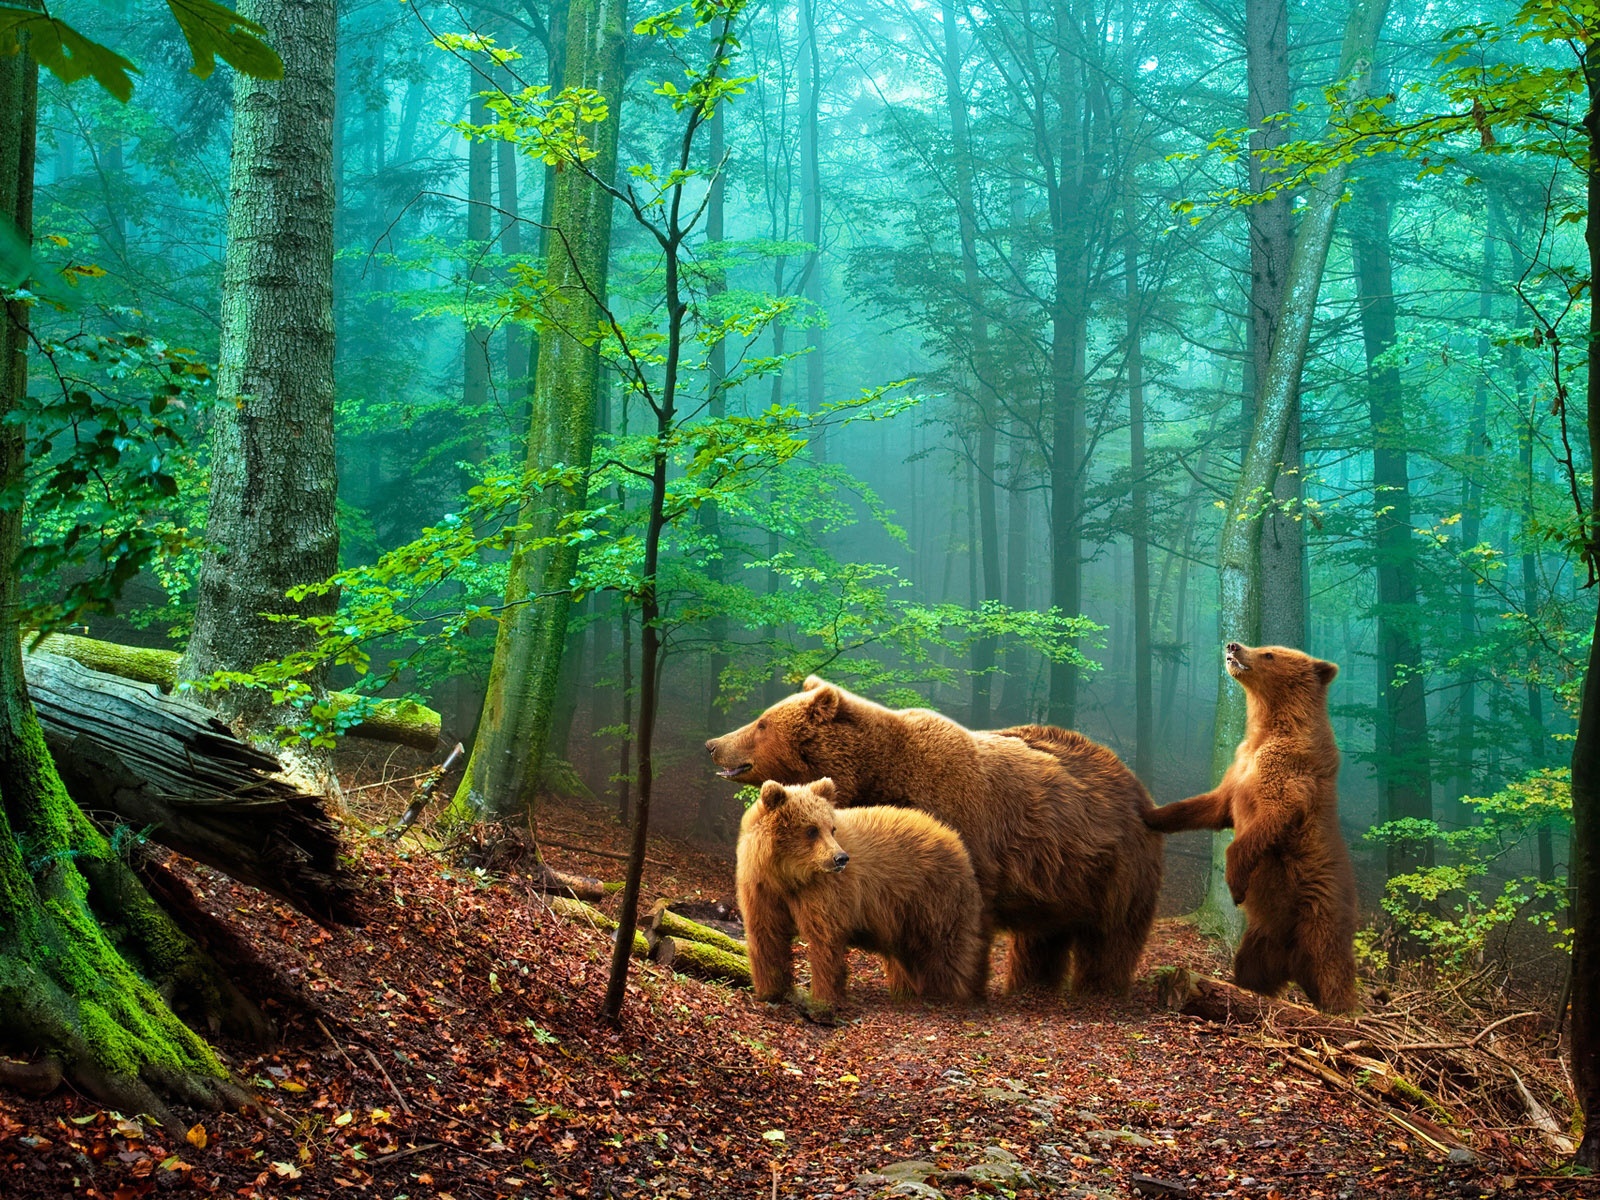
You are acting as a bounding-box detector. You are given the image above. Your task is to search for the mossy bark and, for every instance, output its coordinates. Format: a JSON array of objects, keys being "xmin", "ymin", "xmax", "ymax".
[
  {"xmin": 34, "ymin": 632, "xmax": 440, "ymax": 750},
  {"xmin": 0, "ymin": 33, "xmax": 257, "ymax": 1131}
]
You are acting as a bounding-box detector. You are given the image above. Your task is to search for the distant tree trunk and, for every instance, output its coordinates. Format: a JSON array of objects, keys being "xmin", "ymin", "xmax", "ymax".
[
  {"xmin": 1125, "ymin": 234, "xmax": 1153, "ymax": 779},
  {"xmin": 1353, "ymin": 179, "xmax": 1432, "ymax": 877},
  {"xmin": 465, "ymin": 73, "xmax": 493, "ymax": 436},
  {"xmin": 1453, "ymin": 220, "xmax": 1496, "ymax": 822},
  {"xmin": 1520, "ymin": 399, "xmax": 1555, "ymax": 879},
  {"xmin": 499, "ymin": 134, "xmax": 530, "ymax": 402},
  {"xmin": 797, "ymin": 0, "xmax": 825, "ymax": 460},
  {"xmin": 939, "ymin": 0, "xmax": 1000, "ymax": 727},
  {"xmin": 179, "ymin": 0, "xmax": 340, "ymax": 778},
  {"xmin": 1201, "ymin": 0, "xmax": 1388, "ymax": 939},
  {"xmin": 1245, "ymin": 0, "xmax": 1304, "ymax": 648},
  {"xmin": 1046, "ymin": 0, "xmax": 1092, "ymax": 729},
  {"xmin": 1567, "ymin": 36, "xmax": 1600, "ymax": 1171},
  {"xmin": 447, "ymin": 0, "xmax": 627, "ymax": 821},
  {"xmin": 996, "ymin": 434, "xmax": 1032, "ymax": 722}
]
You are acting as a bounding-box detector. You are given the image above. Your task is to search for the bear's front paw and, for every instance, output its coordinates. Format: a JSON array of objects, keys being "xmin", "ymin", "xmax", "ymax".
[{"xmin": 792, "ymin": 990, "xmax": 843, "ymax": 1026}]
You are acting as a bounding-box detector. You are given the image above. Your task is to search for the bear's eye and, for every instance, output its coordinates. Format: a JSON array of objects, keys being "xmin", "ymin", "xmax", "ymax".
[
  {"xmin": 806, "ymin": 826, "xmax": 820, "ymax": 840},
  {"xmin": 1263, "ymin": 652, "xmax": 1275, "ymax": 660}
]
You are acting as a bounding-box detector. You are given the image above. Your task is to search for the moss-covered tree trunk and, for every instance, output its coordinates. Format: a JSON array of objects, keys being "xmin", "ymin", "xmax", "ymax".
[
  {"xmin": 178, "ymin": 0, "xmax": 339, "ymax": 775},
  {"xmin": 0, "ymin": 34, "xmax": 260, "ymax": 1129},
  {"xmin": 448, "ymin": 0, "xmax": 627, "ymax": 821}
]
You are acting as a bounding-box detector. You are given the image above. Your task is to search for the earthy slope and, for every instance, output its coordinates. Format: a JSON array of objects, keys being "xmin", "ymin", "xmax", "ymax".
[{"xmin": 0, "ymin": 782, "xmax": 1538, "ymax": 1199}]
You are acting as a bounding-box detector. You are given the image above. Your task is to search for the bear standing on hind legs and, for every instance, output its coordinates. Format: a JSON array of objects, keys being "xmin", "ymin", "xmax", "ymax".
[
  {"xmin": 710, "ymin": 678, "xmax": 1163, "ymax": 995},
  {"xmin": 1144, "ymin": 643, "xmax": 1359, "ymax": 1014}
]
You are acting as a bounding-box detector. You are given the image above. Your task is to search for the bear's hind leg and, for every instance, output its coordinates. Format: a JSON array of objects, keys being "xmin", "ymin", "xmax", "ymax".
[
  {"xmin": 1290, "ymin": 911, "xmax": 1358, "ymax": 1013},
  {"xmin": 1233, "ymin": 923, "xmax": 1291, "ymax": 998},
  {"xmin": 1006, "ymin": 930, "xmax": 1072, "ymax": 993}
]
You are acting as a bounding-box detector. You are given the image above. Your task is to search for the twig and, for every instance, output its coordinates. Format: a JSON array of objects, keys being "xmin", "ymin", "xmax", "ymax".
[
  {"xmin": 387, "ymin": 743, "xmax": 466, "ymax": 840},
  {"xmin": 372, "ymin": 1142, "xmax": 441, "ymax": 1166},
  {"xmin": 542, "ymin": 837, "xmax": 668, "ymax": 867},
  {"xmin": 315, "ymin": 1017, "xmax": 364, "ymax": 1078},
  {"xmin": 365, "ymin": 1046, "xmax": 414, "ymax": 1117},
  {"xmin": 1471, "ymin": 1011, "xmax": 1541, "ymax": 1046},
  {"xmin": 347, "ymin": 770, "xmax": 435, "ymax": 795}
]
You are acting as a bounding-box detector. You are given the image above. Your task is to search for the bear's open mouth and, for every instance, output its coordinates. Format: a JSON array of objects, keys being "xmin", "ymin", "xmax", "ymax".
[{"xmin": 717, "ymin": 763, "xmax": 753, "ymax": 779}]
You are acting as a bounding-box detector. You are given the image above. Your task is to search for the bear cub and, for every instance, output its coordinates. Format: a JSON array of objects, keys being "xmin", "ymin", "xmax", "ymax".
[
  {"xmin": 736, "ymin": 778, "xmax": 988, "ymax": 1009},
  {"xmin": 1144, "ymin": 642, "xmax": 1358, "ymax": 1013}
]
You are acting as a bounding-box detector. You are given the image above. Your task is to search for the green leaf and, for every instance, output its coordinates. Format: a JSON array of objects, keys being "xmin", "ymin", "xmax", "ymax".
[
  {"xmin": 165, "ymin": 0, "xmax": 282, "ymax": 81},
  {"xmin": 0, "ymin": 7, "xmax": 139, "ymax": 100}
]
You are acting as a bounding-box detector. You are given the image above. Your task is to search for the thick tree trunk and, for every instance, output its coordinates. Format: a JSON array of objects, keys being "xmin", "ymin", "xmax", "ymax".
[
  {"xmin": 448, "ymin": 0, "xmax": 627, "ymax": 821},
  {"xmin": 179, "ymin": 0, "xmax": 339, "ymax": 771},
  {"xmin": 0, "ymin": 39, "xmax": 260, "ymax": 1127},
  {"xmin": 1202, "ymin": 0, "xmax": 1389, "ymax": 939},
  {"xmin": 1245, "ymin": 0, "xmax": 1304, "ymax": 648},
  {"xmin": 1353, "ymin": 182, "xmax": 1432, "ymax": 876},
  {"xmin": 1566, "ymin": 37, "xmax": 1600, "ymax": 1172}
]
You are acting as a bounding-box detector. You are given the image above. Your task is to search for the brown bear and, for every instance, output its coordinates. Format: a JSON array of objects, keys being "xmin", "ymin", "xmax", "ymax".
[
  {"xmin": 1143, "ymin": 642, "xmax": 1359, "ymax": 1013},
  {"xmin": 735, "ymin": 778, "xmax": 987, "ymax": 1007},
  {"xmin": 710, "ymin": 678, "xmax": 1163, "ymax": 994}
]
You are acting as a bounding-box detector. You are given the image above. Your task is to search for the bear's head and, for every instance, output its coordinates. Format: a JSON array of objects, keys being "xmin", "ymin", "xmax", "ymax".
[
  {"xmin": 1224, "ymin": 642, "xmax": 1337, "ymax": 700},
  {"xmin": 705, "ymin": 676, "xmax": 849, "ymax": 785},
  {"xmin": 738, "ymin": 778, "xmax": 850, "ymax": 888}
]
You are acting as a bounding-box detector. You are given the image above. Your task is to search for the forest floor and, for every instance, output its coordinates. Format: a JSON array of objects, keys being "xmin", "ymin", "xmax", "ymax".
[{"xmin": 0, "ymin": 764, "xmax": 1587, "ymax": 1200}]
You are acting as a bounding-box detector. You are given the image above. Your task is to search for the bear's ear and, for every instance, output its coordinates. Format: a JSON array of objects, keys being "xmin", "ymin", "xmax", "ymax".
[
  {"xmin": 1314, "ymin": 659, "xmax": 1339, "ymax": 685},
  {"xmin": 801, "ymin": 675, "xmax": 826, "ymax": 692},
  {"xmin": 759, "ymin": 780, "xmax": 787, "ymax": 809},
  {"xmin": 806, "ymin": 682, "xmax": 842, "ymax": 723},
  {"xmin": 812, "ymin": 777, "xmax": 837, "ymax": 801}
]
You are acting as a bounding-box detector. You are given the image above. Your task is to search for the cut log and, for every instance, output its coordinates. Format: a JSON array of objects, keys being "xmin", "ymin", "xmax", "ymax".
[
  {"xmin": 646, "ymin": 899, "xmax": 748, "ymax": 957},
  {"xmin": 24, "ymin": 652, "xmax": 358, "ymax": 922},
  {"xmin": 649, "ymin": 935, "xmax": 753, "ymax": 986},
  {"xmin": 31, "ymin": 632, "xmax": 441, "ymax": 751}
]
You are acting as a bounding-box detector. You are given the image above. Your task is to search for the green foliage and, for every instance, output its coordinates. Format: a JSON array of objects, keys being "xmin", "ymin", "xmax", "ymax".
[
  {"xmin": 1366, "ymin": 769, "xmax": 1573, "ymax": 968},
  {"xmin": 7, "ymin": 282, "xmax": 210, "ymax": 634}
]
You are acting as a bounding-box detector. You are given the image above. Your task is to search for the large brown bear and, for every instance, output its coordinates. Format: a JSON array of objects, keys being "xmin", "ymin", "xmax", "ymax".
[
  {"xmin": 710, "ymin": 678, "xmax": 1163, "ymax": 994},
  {"xmin": 1144, "ymin": 642, "xmax": 1359, "ymax": 1013},
  {"xmin": 735, "ymin": 779, "xmax": 987, "ymax": 1007}
]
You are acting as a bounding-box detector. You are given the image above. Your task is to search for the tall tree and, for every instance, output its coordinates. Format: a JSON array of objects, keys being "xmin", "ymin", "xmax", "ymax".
[
  {"xmin": 1202, "ymin": 0, "xmax": 1390, "ymax": 933},
  {"xmin": 1245, "ymin": 0, "xmax": 1305, "ymax": 648},
  {"xmin": 448, "ymin": 0, "xmax": 627, "ymax": 820},
  {"xmin": 797, "ymin": 0, "xmax": 825, "ymax": 458},
  {"xmin": 179, "ymin": 0, "xmax": 340, "ymax": 779},
  {"xmin": 1353, "ymin": 177, "xmax": 1432, "ymax": 875}
]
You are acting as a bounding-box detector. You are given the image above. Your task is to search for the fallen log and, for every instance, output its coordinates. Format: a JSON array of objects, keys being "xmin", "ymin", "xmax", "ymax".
[
  {"xmin": 31, "ymin": 632, "xmax": 441, "ymax": 751},
  {"xmin": 645, "ymin": 899, "xmax": 748, "ymax": 957},
  {"xmin": 25, "ymin": 652, "xmax": 358, "ymax": 922},
  {"xmin": 546, "ymin": 895, "xmax": 649, "ymax": 957},
  {"xmin": 649, "ymin": 935, "xmax": 753, "ymax": 986}
]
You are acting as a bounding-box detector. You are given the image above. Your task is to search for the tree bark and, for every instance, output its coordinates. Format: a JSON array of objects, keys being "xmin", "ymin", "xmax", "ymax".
[
  {"xmin": 1353, "ymin": 180, "xmax": 1432, "ymax": 875},
  {"xmin": 448, "ymin": 0, "xmax": 627, "ymax": 821},
  {"xmin": 1245, "ymin": 0, "xmax": 1304, "ymax": 648},
  {"xmin": 1202, "ymin": 0, "xmax": 1390, "ymax": 938},
  {"xmin": 179, "ymin": 0, "xmax": 339, "ymax": 776}
]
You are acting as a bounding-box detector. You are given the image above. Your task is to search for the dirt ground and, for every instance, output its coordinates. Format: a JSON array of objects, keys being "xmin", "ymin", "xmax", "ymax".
[{"xmin": 0, "ymin": 760, "xmax": 1584, "ymax": 1199}]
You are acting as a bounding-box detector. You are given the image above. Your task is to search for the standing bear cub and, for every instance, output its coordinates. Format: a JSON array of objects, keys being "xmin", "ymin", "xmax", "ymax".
[
  {"xmin": 1144, "ymin": 643, "xmax": 1359, "ymax": 1013},
  {"xmin": 711, "ymin": 678, "xmax": 1163, "ymax": 994},
  {"xmin": 735, "ymin": 779, "xmax": 987, "ymax": 1008}
]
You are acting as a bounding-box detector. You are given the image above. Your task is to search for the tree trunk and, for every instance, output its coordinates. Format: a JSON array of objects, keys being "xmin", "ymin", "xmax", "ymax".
[
  {"xmin": 1125, "ymin": 238, "xmax": 1153, "ymax": 780},
  {"xmin": 447, "ymin": 0, "xmax": 627, "ymax": 821},
  {"xmin": 0, "ymin": 35, "xmax": 261, "ymax": 1127},
  {"xmin": 1202, "ymin": 0, "xmax": 1389, "ymax": 938},
  {"xmin": 1566, "ymin": 36, "xmax": 1600, "ymax": 1171},
  {"xmin": 996, "ymin": 433, "xmax": 1032, "ymax": 722},
  {"xmin": 1353, "ymin": 180, "xmax": 1432, "ymax": 876},
  {"xmin": 179, "ymin": 0, "xmax": 340, "ymax": 776},
  {"xmin": 797, "ymin": 0, "xmax": 825, "ymax": 461},
  {"xmin": 465, "ymin": 68, "xmax": 492, "ymax": 438},
  {"xmin": 1245, "ymin": 0, "xmax": 1304, "ymax": 649}
]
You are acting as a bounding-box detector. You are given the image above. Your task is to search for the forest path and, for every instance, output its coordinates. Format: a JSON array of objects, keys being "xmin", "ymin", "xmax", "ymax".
[{"xmin": 0, "ymin": 780, "xmax": 1504, "ymax": 1199}]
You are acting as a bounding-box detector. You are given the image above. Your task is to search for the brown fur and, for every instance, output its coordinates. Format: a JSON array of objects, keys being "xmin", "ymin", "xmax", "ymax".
[
  {"xmin": 711, "ymin": 679, "xmax": 1164, "ymax": 994},
  {"xmin": 734, "ymin": 779, "xmax": 987, "ymax": 1007},
  {"xmin": 1144, "ymin": 643, "xmax": 1359, "ymax": 1013}
]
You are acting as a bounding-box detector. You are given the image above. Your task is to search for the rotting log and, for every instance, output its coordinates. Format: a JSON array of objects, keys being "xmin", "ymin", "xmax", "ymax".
[
  {"xmin": 649, "ymin": 935, "xmax": 752, "ymax": 986},
  {"xmin": 24, "ymin": 652, "xmax": 358, "ymax": 922},
  {"xmin": 31, "ymin": 632, "xmax": 441, "ymax": 751},
  {"xmin": 547, "ymin": 895, "xmax": 649, "ymax": 957},
  {"xmin": 646, "ymin": 899, "xmax": 748, "ymax": 957}
]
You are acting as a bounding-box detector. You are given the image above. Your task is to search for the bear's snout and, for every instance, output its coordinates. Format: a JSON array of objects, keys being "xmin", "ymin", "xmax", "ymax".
[
  {"xmin": 831, "ymin": 850, "xmax": 850, "ymax": 871},
  {"xmin": 703, "ymin": 738, "xmax": 716, "ymax": 753}
]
